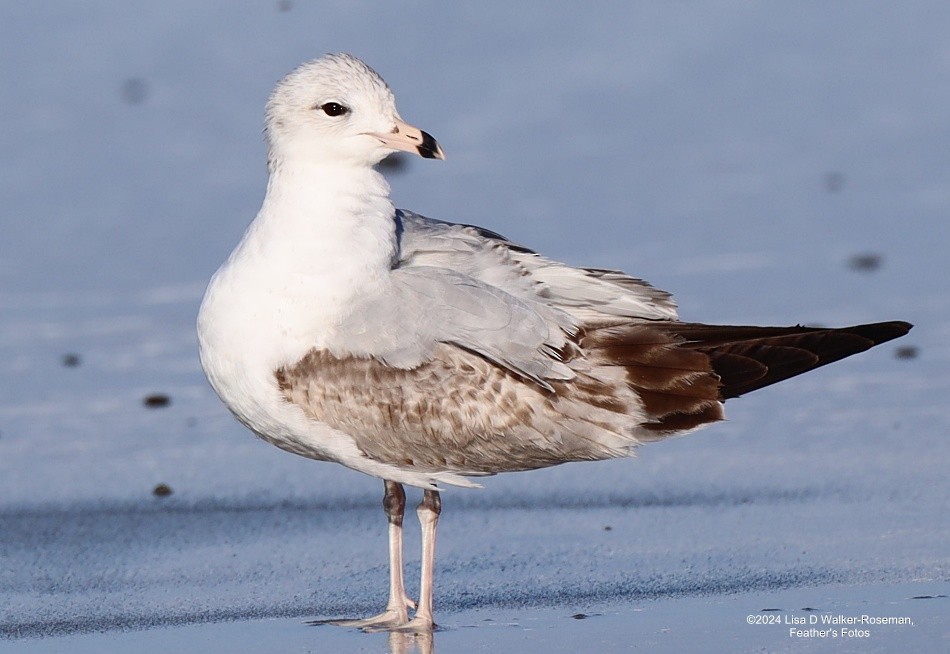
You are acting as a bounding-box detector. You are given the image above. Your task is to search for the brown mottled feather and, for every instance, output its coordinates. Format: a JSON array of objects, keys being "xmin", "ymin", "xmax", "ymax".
[
  {"xmin": 275, "ymin": 345, "xmax": 641, "ymax": 474},
  {"xmin": 582, "ymin": 325, "xmax": 725, "ymax": 434}
]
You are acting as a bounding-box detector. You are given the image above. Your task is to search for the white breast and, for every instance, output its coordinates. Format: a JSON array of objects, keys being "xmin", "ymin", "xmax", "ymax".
[{"xmin": 198, "ymin": 164, "xmax": 395, "ymax": 462}]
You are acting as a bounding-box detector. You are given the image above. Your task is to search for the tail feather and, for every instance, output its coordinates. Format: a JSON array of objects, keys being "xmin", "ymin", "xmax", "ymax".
[
  {"xmin": 678, "ymin": 321, "xmax": 912, "ymax": 399},
  {"xmin": 584, "ymin": 320, "xmax": 912, "ymax": 435}
]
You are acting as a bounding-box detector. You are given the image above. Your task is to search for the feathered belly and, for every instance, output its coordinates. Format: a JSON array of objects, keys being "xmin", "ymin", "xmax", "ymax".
[{"xmin": 273, "ymin": 343, "xmax": 643, "ymax": 474}]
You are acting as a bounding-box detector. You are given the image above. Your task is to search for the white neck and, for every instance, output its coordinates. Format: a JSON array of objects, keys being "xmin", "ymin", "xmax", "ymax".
[
  {"xmin": 240, "ymin": 159, "xmax": 397, "ymax": 313},
  {"xmin": 251, "ymin": 159, "xmax": 396, "ymax": 287},
  {"xmin": 199, "ymin": 158, "xmax": 397, "ymax": 368}
]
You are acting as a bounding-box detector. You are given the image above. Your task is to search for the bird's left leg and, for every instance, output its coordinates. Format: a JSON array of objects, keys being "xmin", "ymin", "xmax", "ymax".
[{"xmin": 323, "ymin": 480, "xmax": 415, "ymax": 628}]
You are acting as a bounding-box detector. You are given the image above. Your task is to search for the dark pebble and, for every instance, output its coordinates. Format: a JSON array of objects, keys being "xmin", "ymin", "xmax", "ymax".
[
  {"xmin": 571, "ymin": 613, "xmax": 588, "ymax": 620},
  {"xmin": 603, "ymin": 525, "xmax": 612, "ymax": 531},
  {"xmin": 153, "ymin": 483, "xmax": 172, "ymax": 497},
  {"xmin": 377, "ymin": 152, "xmax": 408, "ymax": 173},
  {"xmin": 61, "ymin": 353, "xmax": 81, "ymax": 367},
  {"xmin": 894, "ymin": 346, "xmax": 918, "ymax": 360},
  {"xmin": 121, "ymin": 78, "xmax": 149, "ymax": 105},
  {"xmin": 143, "ymin": 394, "xmax": 171, "ymax": 408},
  {"xmin": 848, "ymin": 253, "xmax": 883, "ymax": 272},
  {"xmin": 823, "ymin": 172, "xmax": 846, "ymax": 193}
]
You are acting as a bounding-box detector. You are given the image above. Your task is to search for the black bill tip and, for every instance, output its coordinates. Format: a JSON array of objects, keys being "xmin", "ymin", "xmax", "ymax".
[{"xmin": 418, "ymin": 131, "xmax": 445, "ymax": 160}]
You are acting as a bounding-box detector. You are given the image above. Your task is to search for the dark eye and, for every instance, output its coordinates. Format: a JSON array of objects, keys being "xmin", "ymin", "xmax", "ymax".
[{"xmin": 320, "ymin": 102, "xmax": 349, "ymax": 117}]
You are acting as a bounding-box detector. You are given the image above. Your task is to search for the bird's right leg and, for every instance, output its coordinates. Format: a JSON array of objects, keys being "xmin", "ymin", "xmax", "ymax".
[
  {"xmin": 380, "ymin": 480, "xmax": 416, "ymax": 619},
  {"xmin": 326, "ymin": 480, "xmax": 416, "ymax": 629}
]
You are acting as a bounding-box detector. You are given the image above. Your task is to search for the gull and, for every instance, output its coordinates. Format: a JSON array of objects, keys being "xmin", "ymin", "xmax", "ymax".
[{"xmin": 197, "ymin": 53, "xmax": 911, "ymax": 631}]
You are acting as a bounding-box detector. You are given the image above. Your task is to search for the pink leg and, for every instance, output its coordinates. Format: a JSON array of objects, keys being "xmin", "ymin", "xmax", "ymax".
[
  {"xmin": 402, "ymin": 489, "xmax": 441, "ymax": 632},
  {"xmin": 326, "ymin": 480, "xmax": 416, "ymax": 629}
]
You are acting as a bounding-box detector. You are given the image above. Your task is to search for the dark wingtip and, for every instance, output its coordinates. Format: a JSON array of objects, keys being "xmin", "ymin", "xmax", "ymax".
[
  {"xmin": 851, "ymin": 320, "xmax": 913, "ymax": 345},
  {"xmin": 648, "ymin": 320, "xmax": 914, "ymax": 401}
]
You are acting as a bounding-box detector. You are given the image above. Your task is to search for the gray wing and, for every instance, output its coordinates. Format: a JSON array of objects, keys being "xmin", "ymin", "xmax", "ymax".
[
  {"xmin": 336, "ymin": 266, "xmax": 576, "ymax": 390},
  {"xmin": 335, "ymin": 209, "xmax": 677, "ymax": 390},
  {"xmin": 396, "ymin": 210, "xmax": 679, "ymax": 323}
]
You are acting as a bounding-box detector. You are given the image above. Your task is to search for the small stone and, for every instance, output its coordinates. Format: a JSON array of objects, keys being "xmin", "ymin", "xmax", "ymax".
[
  {"xmin": 153, "ymin": 483, "xmax": 173, "ymax": 497},
  {"xmin": 143, "ymin": 394, "xmax": 171, "ymax": 408},
  {"xmin": 848, "ymin": 253, "xmax": 883, "ymax": 272},
  {"xmin": 894, "ymin": 346, "xmax": 918, "ymax": 360},
  {"xmin": 823, "ymin": 172, "xmax": 846, "ymax": 193},
  {"xmin": 62, "ymin": 353, "xmax": 81, "ymax": 367},
  {"xmin": 121, "ymin": 78, "xmax": 149, "ymax": 105},
  {"xmin": 377, "ymin": 152, "xmax": 408, "ymax": 173},
  {"xmin": 571, "ymin": 613, "xmax": 588, "ymax": 620}
]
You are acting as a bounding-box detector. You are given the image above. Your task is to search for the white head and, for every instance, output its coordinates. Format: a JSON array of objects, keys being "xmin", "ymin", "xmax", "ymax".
[{"xmin": 264, "ymin": 53, "xmax": 444, "ymax": 169}]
